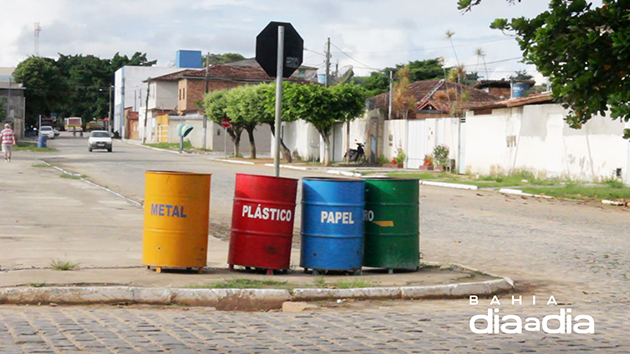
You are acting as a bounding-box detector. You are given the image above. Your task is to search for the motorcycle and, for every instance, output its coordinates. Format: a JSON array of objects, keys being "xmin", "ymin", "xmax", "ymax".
[{"xmin": 344, "ymin": 142, "xmax": 366, "ymax": 164}]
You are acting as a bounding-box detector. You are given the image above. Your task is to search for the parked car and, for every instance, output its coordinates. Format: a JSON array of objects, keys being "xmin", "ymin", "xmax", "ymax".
[
  {"xmin": 39, "ymin": 126, "xmax": 55, "ymax": 139},
  {"xmin": 53, "ymin": 128, "xmax": 60, "ymax": 137},
  {"xmin": 88, "ymin": 130, "xmax": 112, "ymax": 152}
]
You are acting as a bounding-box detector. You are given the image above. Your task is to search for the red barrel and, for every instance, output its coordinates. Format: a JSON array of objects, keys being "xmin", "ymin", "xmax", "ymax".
[{"xmin": 228, "ymin": 174, "xmax": 298, "ymax": 272}]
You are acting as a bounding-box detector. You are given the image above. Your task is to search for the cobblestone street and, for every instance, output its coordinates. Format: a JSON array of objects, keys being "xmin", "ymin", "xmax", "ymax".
[{"xmin": 0, "ymin": 301, "xmax": 627, "ymax": 353}]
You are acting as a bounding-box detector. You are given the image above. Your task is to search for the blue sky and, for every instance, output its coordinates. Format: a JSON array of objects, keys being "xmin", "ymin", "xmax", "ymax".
[{"xmin": 0, "ymin": 0, "xmax": 563, "ymax": 81}]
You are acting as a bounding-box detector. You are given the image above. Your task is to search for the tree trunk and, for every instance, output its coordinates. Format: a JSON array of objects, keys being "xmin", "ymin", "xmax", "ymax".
[
  {"xmin": 245, "ymin": 125, "xmax": 257, "ymax": 159},
  {"xmin": 227, "ymin": 126, "xmax": 243, "ymax": 157},
  {"xmin": 321, "ymin": 133, "xmax": 331, "ymax": 166},
  {"xmin": 268, "ymin": 123, "xmax": 292, "ymax": 163}
]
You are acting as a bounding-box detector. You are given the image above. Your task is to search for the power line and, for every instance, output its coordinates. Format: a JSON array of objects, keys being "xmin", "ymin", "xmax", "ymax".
[
  {"xmin": 334, "ymin": 38, "xmax": 514, "ymax": 55},
  {"xmin": 330, "ymin": 42, "xmax": 380, "ymax": 71}
]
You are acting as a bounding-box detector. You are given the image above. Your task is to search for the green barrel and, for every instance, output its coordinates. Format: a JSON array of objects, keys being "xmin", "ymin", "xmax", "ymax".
[{"xmin": 363, "ymin": 177, "xmax": 420, "ymax": 269}]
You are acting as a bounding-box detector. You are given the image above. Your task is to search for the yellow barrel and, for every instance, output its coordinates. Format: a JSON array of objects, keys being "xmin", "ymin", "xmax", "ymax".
[{"xmin": 142, "ymin": 171, "xmax": 211, "ymax": 268}]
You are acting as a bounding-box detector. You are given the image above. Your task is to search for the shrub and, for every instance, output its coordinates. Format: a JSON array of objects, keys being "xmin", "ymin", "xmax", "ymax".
[
  {"xmin": 432, "ymin": 144, "xmax": 449, "ymax": 167},
  {"xmin": 394, "ymin": 149, "xmax": 406, "ymax": 164}
]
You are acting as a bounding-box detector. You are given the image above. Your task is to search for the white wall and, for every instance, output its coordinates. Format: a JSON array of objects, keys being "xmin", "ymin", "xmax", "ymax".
[
  {"xmin": 465, "ymin": 104, "xmax": 628, "ymax": 181},
  {"xmin": 148, "ymin": 81, "xmax": 178, "ymax": 111},
  {"xmin": 166, "ymin": 115, "xmax": 272, "ymax": 155},
  {"xmin": 114, "ymin": 66, "xmax": 182, "ymax": 137},
  {"xmin": 283, "ymin": 120, "xmax": 321, "ymax": 161}
]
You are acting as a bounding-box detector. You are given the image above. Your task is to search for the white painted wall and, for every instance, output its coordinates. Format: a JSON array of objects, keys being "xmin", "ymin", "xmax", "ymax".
[
  {"xmin": 165, "ymin": 115, "xmax": 272, "ymax": 155},
  {"xmin": 283, "ymin": 120, "xmax": 321, "ymax": 161},
  {"xmin": 114, "ymin": 66, "xmax": 181, "ymax": 136},
  {"xmin": 148, "ymin": 81, "xmax": 178, "ymax": 111},
  {"xmin": 465, "ymin": 104, "xmax": 628, "ymax": 181}
]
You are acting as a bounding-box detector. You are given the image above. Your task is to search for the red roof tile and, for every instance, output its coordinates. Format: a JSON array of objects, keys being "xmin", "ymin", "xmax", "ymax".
[
  {"xmin": 149, "ymin": 64, "xmax": 312, "ymax": 84},
  {"xmin": 370, "ymin": 79, "xmax": 501, "ymax": 117}
]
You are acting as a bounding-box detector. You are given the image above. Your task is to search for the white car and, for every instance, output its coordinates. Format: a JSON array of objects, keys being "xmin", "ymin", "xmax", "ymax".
[
  {"xmin": 39, "ymin": 126, "xmax": 55, "ymax": 139},
  {"xmin": 88, "ymin": 130, "xmax": 112, "ymax": 152}
]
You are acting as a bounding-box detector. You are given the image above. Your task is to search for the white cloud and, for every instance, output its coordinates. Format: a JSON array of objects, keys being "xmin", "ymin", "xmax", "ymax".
[{"xmin": 0, "ymin": 0, "xmax": 559, "ymax": 81}]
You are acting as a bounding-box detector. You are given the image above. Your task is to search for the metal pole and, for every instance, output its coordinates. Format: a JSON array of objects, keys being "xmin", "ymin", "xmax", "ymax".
[
  {"xmin": 203, "ymin": 52, "xmax": 210, "ymax": 150},
  {"xmin": 273, "ymin": 26, "xmax": 285, "ymax": 177},
  {"xmin": 388, "ymin": 70, "xmax": 393, "ymax": 120},
  {"xmin": 224, "ymin": 127, "xmax": 227, "ymax": 159},
  {"xmin": 108, "ymin": 85, "xmax": 113, "ymax": 133},
  {"xmin": 325, "ymin": 38, "xmax": 330, "ymax": 88}
]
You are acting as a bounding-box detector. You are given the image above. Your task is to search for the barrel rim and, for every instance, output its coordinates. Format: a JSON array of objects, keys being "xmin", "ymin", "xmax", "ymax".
[
  {"xmin": 236, "ymin": 173, "xmax": 298, "ymax": 182},
  {"xmin": 146, "ymin": 170, "xmax": 212, "ymax": 177},
  {"xmin": 303, "ymin": 177, "xmax": 364, "ymax": 182},
  {"xmin": 363, "ymin": 176, "xmax": 420, "ymax": 181}
]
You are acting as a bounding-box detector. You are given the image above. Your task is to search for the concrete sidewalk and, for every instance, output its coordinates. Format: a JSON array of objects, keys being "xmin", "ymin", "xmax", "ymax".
[{"xmin": 0, "ymin": 152, "xmax": 512, "ymax": 307}]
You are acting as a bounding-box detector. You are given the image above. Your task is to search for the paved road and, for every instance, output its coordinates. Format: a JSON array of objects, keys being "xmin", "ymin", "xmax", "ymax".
[
  {"xmin": 0, "ymin": 302, "xmax": 627, "ymax": 353},
  {"xmin": 1, "ymin": 133, "xmax": 628, "ymax": 353},
  {"xmin": 41, "ymin": 134, "xmax": 328, "ymax": 234}
]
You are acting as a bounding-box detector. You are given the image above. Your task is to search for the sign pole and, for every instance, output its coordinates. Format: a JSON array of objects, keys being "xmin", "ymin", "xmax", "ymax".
[
  {"xmin": 273, "ymin": 26, "xmax": 285, "ymax": 177},
  {"xmin": 224, "ymin": 127, "xmax": 228, "ymax": 159}
]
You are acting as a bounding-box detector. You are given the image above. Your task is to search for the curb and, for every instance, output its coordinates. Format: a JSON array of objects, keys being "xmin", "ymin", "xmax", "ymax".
[
  {"xmin": 499, "ymin": 188, "xmax": 553, "ymax": 199},
  {"xmin": 420, "ymin": 180, "xmax": 478, "ymax": 190},
  {"xmin": 0, "ymin": 276, "xmax": 514, "ymax": 307}
]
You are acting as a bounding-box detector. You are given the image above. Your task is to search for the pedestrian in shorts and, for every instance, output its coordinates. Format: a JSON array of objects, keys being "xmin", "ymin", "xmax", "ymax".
[{"xmin": 1, "ymin": 123, "xmax": 16, "ymax": 162}]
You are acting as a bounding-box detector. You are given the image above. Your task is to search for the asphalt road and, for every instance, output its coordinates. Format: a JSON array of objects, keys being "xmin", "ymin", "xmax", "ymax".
[{"xmin": 41, "ymin": 133, "xmax": 328, "ymax": 235}]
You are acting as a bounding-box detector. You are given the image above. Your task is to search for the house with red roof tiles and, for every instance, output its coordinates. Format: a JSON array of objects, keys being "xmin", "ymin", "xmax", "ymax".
[{"xmin": 141, "ymin": 64, "xmax": 313, "ymax": 151}]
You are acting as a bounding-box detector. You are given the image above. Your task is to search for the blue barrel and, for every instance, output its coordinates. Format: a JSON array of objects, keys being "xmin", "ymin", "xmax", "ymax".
[
  {"xmin": 512, "ymin": 82, "xmax": 528, "ymax": 98},
  {"xmin": 300, "ymin": 177, "xmax": 365, "ymax": 273},
  {"xmin": 37, "ymin": 136, "xmax": 47, "ymax": 148}
]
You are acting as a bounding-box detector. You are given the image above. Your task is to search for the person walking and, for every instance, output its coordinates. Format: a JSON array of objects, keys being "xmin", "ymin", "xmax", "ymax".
[{"xmin": 1, "ymin": 123, "xmax": 16, "ymax": 162}]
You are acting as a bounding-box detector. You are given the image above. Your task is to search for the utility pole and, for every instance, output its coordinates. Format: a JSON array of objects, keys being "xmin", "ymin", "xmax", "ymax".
[
  {"xmin": 108, "ymin": 85, "xmax": 113, "ymax": 133},
  {"xmin": 203, "ymin": 52, "xmax": 210, "ymax": 150},
  {"xmin": 142, "ymin": 81, "xmax": 150, "ymax": 143},
  {"xmin": 324, "ymin": 38, "xmax": 331, "ymax": 88},
  {"xmin": 388, "ymin": 70, "xmax": 393, "ymax": 120}
]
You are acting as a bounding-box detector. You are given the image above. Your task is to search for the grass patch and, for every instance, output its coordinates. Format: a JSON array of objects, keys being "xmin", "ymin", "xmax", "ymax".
[
  {"xmin": 60, "ymin": 173, "xmax": 85, "ymax": 179},
  {"xmin": 521, "ymin": 183, "xmax": 630, "ymax": 200},
  {"xmin": 28, "ymin": 282, "xmax": 47, "ymax": 287},
  {"xmin": 189, "ymin": 278, "xmax": 290, "ymax": 289},
  {"xmin": 332, "ymin": 280, "xmax": 378, "ymax": 289},
  {"xmin": 32, "ymin": 163, "xmax": 50, "ymax": 168},
  {"xmin": 313, "ymin": 277, "xmax": 327, "ymax": 288},
  {"xmin": 15, "ymin": 142, "xmax": 56, "ymax": 152},
  {"xmin": 50, "ymin": 259, "xmax": 80, "ymax": 271},
  {"xmin": 387, "ymin": 172, "xmax": 440, "ymax": 180},
  {"xmin": 144, "ymin": 141, "xmax": 193, "ymax": 150}
]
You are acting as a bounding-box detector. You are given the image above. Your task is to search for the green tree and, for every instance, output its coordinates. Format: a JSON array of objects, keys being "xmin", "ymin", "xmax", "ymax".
[
  {"xmin": 284, "ymin": 83, "xmax": 366, "ymax": 165},
  {"xmin": 13, "ymin": 52, "xmax": 155, "ymax": 126},
  {"xmin": 203, "ymin": 90, "xmax": 244, "ymax": 157},
  {"xmin": 224, "ymin": 85, "xmax": 262, "ymax": 159},
  {"xmin": 0, "ymin": 98, "xmax": 7, "ymax": 122},
  {"xmin": 392, "ymin": 66, "xmax": 416, "ymax": 120},
  {"xmin": 509, "ymin": 70, "xmax": 533, "ymax": 81},
  {"xmin": 459, "ymin": 0, "xmax": 630, "ymax": 136},
  {"xmin": 12, "ymin": 57, "xmax": 68, "ymax": 125},
  {"xmin": 110, "ymin": 52, "xmax": 157, "ymax": 69},
  {"xmin": 357, "ymin": 58, "xmax": 445, "ymax": 97},
  {"xmin": 256, "ymin": 83, "xmax": 296, "ymax": 162}
]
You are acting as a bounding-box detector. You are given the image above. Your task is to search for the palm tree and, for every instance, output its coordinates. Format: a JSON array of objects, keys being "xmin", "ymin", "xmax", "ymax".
[
  {"xmin": 475, "ymin": 48, "xmax": 489, "ymax": 79},
  {"xmin": 445, "ymin": 30, "xmax": 460, "ymax": 66}
]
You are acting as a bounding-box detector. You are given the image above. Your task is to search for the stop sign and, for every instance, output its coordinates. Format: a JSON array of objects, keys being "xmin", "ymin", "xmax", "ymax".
[
  {"xmin": 221, "ymin": 119, "xmax": 231, "ymax": 128},
  {"xmin": 256, "ymin": 22, "xmax": 303, "ymax": 78}
]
